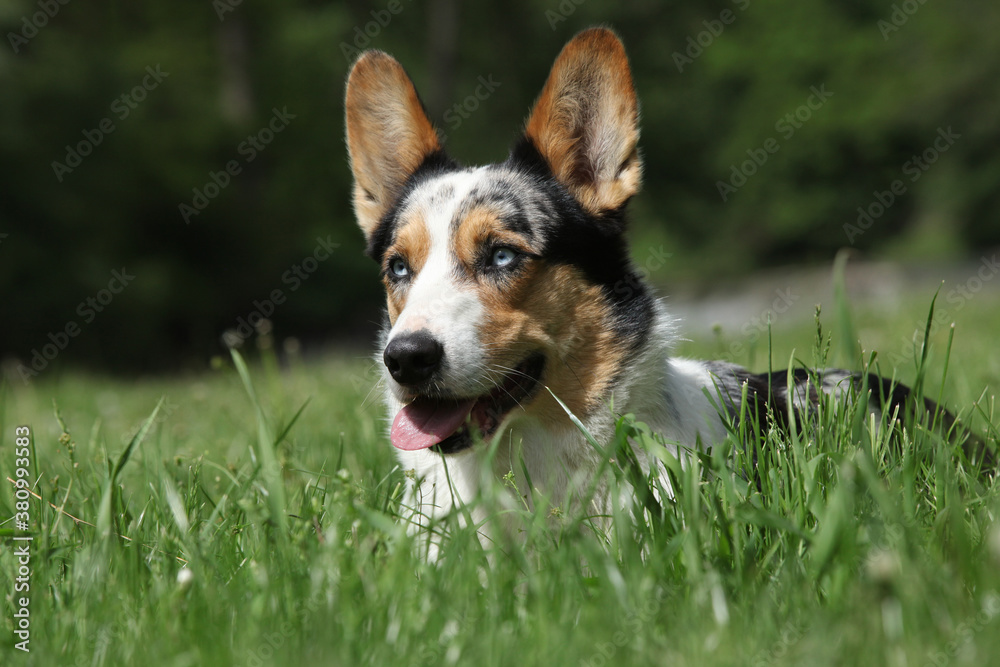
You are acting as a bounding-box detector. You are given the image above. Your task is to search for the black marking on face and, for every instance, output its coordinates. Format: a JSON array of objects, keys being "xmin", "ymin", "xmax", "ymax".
[
  {"xmin": 429, "ymin": 184, "xmax": 455, "ymax": 206},
  {"xmin": 499, "ymin": 199, "xmax": 530, "ymax": 237},
  {"xmin": 366, "ymin": 149, "xmax": 460, "ymax": 263}
]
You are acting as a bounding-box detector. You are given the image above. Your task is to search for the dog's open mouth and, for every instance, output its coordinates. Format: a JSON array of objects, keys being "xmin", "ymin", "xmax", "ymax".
[{"xmin": 390, "ymin": 353, "xmax": 546, "ymax": 455}]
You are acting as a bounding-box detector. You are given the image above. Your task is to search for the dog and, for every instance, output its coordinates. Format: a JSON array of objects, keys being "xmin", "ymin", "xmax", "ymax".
[{"xmin": 344, "ymin": 27, "xmax": 980, "ymax": 544}]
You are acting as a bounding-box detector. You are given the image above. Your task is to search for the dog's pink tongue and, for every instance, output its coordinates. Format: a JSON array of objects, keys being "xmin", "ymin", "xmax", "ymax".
[{"xmin": 391, "ymin": 397, "xmax": 476, "ymax": 451}]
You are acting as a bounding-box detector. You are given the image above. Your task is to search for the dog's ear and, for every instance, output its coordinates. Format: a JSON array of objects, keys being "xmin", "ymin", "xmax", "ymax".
[
  {"xmin": 524, "ymin": 27, "xmax": 641, "ymax": 215},
  {"xmin": 345, "ymin": 51, "xmax": 442, "ymax": 240}
]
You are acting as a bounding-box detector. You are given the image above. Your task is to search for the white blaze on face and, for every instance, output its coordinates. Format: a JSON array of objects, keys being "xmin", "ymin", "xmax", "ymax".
[{"xmin": 386, "ymin": 169, "xmax": 490, "ymax": 397}]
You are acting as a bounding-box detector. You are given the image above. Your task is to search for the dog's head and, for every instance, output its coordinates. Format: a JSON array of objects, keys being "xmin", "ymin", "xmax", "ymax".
[{"xmin": 345, "ymin": 27, "xmax": 655, "ymax": 454}]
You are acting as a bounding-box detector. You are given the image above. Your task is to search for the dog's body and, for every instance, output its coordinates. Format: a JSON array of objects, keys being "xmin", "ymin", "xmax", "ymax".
[{"xmin": 344, "ymin": 28, "xmax": 959, "ymax": 541}]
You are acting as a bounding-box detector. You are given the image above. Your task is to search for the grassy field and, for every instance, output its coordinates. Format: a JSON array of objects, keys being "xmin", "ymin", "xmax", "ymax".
[{"xmin": 2, "ymin": 283, "xmax": 1000, "ymax": 666}]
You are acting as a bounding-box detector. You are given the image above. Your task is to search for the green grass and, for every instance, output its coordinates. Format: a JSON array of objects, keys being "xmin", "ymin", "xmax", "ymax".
[{"xmin": 2, "ymin": 289, "xmax": 1000, "ymax": 667}]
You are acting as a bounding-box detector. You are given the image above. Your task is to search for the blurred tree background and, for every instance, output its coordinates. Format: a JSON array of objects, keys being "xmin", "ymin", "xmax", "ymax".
[{"xmin": 2, "ymin": 0, "xmax": 999, "ymax": 376}]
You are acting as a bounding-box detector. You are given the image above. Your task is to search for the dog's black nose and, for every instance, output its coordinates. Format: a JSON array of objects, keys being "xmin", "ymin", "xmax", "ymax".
[{"xmin": 383, "ymin": 331, "xmax": 443, "ymax": 386}]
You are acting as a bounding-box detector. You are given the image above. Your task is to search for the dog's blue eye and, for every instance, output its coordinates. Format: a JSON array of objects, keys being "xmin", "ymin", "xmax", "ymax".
[
  {"xmin": 390, "ymin": 258, "xmax": 409, "ymax": 278},
  {"xmin": 490, "ymin": 247, "xmax": 518, "ymax": 268}
]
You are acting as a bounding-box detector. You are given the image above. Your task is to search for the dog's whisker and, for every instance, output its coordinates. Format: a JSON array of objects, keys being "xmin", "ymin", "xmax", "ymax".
[{"xmin": 359, "ymin": 382, "xmax": 385, "ymax": 411}]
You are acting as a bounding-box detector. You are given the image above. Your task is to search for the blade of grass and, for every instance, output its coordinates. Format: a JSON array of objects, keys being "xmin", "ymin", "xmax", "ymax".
[
  {"xmin": 97, "ymin": 398, "xmax": 164, "ymax": 539},
  {"xmin": 832, "ymin": 248, "xmax": 861, "ymax": 370},
  {"xmin": 231, "ymin": 349, "xmax": 288, "ymax": 539},
  {"xmin": 912, "ymin": 284, "xmax": 943, "ymax": 407}
]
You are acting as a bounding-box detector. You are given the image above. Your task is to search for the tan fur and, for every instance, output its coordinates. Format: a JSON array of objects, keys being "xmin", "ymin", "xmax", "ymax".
[
  {"xmin": 345, "ymin": 51, "xmax": 441, "ymax": 240},
  {"xmin": 476, "ymin": 260, "xmax": 626, "ymax": 426},
  {"xmin": 385, "ymin": 282, "xmax": 404, "ymax": 325},
  {"xmin": 524, "ymin": 27, "xmax": 642, "ymax": 215},
  {"xmin": 392, "ymin": 214, "xmax": 433, "ymax": 274},
  {"xmin": 452, "ymin": 207, "xmax": 533, "ymax": 276},
  {"xmin": 382, "ymin": 214, "xmax": 432, "ymax": 324}
]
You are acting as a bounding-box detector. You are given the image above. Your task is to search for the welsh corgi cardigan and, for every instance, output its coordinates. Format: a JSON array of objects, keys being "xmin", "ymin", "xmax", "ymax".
[{"xmin": 345, "ymin": 27, "xmax": 974, "ymax": 542}]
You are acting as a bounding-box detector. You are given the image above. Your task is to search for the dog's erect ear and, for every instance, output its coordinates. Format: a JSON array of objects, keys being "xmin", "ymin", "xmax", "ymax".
[
  {"xmin": 524, "ymin": 27, "xmax": 641, "ymax": 215},
  {"xmin": 345, "ymin": 51, "xmax": 442, "ymax": 240}
]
